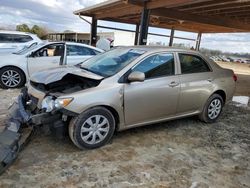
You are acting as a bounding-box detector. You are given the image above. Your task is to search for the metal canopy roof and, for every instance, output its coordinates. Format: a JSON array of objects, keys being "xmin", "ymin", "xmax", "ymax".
[{"xmin": 74, "ymin": 0, "xmax": 250, "ymax": 33}]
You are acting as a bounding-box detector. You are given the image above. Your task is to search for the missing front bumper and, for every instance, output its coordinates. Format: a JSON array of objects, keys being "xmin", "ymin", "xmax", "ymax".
[
  {"xmin": 0, "ymin": 90, "xmax": 62, "ymax": 175},
  {"xmin": 0, "ymin": 92, "xmax": 32, "ymax": 175}
]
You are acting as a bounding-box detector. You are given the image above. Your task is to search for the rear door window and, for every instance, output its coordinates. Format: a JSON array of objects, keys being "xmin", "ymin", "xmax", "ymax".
[
  {"xmin": 179, "ymin": 53, "xmax": 211, "ymax": 74},
  {"xmin": 67, "ymin": 45, "xmax": 96, "ymax": 56}
]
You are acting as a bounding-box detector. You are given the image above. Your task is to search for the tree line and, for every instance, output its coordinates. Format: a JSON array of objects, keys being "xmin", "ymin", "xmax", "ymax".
[{"xmin": 15, "ymin": 24, "xmax": 48, "ymax": 39}]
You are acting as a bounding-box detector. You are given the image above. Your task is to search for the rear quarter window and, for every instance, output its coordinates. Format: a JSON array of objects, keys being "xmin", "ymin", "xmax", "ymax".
[
  {"xmin": 0, "ymin": 33, "xmax": 13, "ymax": 43},
  {"xmin": 179, "ymin": 53, "xmax": 211, "ymax": 74},
  {"xmin": 12, "ymin": 34, "xmax": 33, "ymax": 43},
  {"xmin": 0, "ymin": 34, "xmax": 33, "ymax": 43}
]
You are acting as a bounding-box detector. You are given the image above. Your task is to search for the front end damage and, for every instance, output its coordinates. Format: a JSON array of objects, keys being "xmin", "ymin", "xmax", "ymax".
[
  {"xmin": 0, "ymin": 67, "xmax": 103, "ymax": 175},
  {"xmin": 0, "ymin": 88, "xmax": 70, "ymax": 174}
]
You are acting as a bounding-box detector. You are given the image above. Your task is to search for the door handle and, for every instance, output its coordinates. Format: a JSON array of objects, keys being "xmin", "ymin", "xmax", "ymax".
[
  {"xmin": 168, "ymin": 81, "xmax": 179, "ymax": 87},
  {"xmin": 207, "ymin": 78, "xmax": 214, "ymax": 82}
]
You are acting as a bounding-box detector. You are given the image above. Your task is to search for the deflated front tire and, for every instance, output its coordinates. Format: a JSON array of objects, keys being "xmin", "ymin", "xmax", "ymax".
[{"xmin": 69, "ymin": 107, "xmax": 115, "ymax": 149}]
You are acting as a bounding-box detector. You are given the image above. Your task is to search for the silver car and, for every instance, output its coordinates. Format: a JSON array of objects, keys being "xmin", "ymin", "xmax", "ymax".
[{"xmin": 8, "ymin": 46, "xmax": 237, "ymax": 149}]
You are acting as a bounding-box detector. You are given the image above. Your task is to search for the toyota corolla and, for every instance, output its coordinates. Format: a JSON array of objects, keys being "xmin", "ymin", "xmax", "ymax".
[{"xmin": 0, "ymin": 46, "xmax": 236, "ymax": 170}]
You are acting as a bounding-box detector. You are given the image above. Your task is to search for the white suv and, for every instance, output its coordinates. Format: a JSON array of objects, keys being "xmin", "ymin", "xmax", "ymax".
[{"xmin": 0, "ymin": 30, "xmax": 42, "ymax": 54}]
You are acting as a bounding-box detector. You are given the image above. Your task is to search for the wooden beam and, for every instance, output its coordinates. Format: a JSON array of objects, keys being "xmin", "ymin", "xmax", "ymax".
[
  {"xmin": 145, "ymin": 0, "xmax": 210, "ymax": 9},
  {"xmin": 192, "ymin": 2, "xmax": 250, "ymax": 13},
  {"xmin": 179, "ymin": 0, "xmax": 246, "ymax": 11},
  {"xmin": 151, "ymin": 8, "xmax": 250, "ymax": 31},
  {"xmin": 124, "ymin": 0, "xmax": 145, "ymax": 7},
  {"xmin": 74, "ymin": 0, "xmax": 122, "ymax": 15},
  {"xmin": 233, "ymin": 13, "xmax": 250, "ymax": 18},
  {"xmin": 95, "ymin": 5, "xmax": 142, "ymax": 19},
  {"xmin": 206, "ymin": 6, "xmax": 250, "ymax": 16},
  {"xmin": 103, "ymin": 17, "xmax": 139, "ymax": 24}
]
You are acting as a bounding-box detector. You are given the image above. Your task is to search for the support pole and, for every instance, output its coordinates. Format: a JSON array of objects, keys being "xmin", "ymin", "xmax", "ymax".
[
  {"xmin": 75, "ymin": 33, "xmax": 78, "ymax": 42},
  {"xmin": 195, "ymin": 32, "xmax": 202, "ymax": 51},
  {"xmin": 169, "ymin": 27, "xmax": 175, "ymax": 47},
  {"xmin": 134, "ymin": 24, "xmax": 139, "ymax": 45},
  {"xmin": 91, "ymin": 17, "xmax": 97, "ymax": 46},
  {"xmin": 139, "ymin": 7, "xmax": 150, "ymax": 45}
]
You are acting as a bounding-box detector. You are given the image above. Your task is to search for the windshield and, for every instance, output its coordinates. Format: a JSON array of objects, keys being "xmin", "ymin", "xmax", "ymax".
[
  {"xmin": 80, "ymin": 48, "xmax": 146, "ymax": 77},
  {"xmin": 13, "ymin": 43, "xmax": 43, "ymax": 55}
]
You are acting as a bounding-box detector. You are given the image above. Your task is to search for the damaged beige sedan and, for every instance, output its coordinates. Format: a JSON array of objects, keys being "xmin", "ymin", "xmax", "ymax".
[{"xmin": 2, "ymin": 47, "xmax": 237, "ymax": 153}]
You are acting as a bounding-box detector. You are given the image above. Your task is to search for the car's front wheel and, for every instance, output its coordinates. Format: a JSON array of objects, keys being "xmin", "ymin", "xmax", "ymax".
[
  {"xmin": 0, "ymin": 67, "xmax": 26, "ymax": 89},
  {"xmin": 199, "ymin": 94, "xmax": 223, "ymax": 123},
  {"xmin": 69, "ymin": 107, "xmax": 116, "ymax": 149}
]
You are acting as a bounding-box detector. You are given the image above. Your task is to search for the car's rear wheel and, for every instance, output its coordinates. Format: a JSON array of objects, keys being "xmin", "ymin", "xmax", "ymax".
[
  {"xmin": 69, "ymin": 107, "xmax": 116, "ymax": 149},
  {"xmin": 199, "ymin": 94, "xmax": 223, "ymax": 123},
  {"xmin": 0, "ymin": 67, "xmax": 26, "ymax": 89}
]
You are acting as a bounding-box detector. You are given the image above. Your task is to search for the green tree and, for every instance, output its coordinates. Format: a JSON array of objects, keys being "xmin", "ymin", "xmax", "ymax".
[
  {"xmin": 16, "ymin": 24, "xmax": 30, "ymax": 32},
  {"xmin": 31, "ymin": 25, "xmax": 48, "ymax": 39}
]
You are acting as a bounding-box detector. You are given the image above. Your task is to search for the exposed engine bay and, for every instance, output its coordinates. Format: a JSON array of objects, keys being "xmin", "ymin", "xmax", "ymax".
[{"xmin": 30, "ymin": 74, "xmax": 101, "ymax": 94}]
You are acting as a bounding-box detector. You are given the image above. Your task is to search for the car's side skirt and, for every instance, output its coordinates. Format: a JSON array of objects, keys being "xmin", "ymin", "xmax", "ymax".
[{"xmin": 119, "ymin": 110, "xmax": 200, "ymax": 131}]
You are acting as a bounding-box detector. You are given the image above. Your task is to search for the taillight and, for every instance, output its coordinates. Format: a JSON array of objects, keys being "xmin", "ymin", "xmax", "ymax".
[{"xmin": 233, "ymin": 73, "xmax": 237, "ymax": 82}]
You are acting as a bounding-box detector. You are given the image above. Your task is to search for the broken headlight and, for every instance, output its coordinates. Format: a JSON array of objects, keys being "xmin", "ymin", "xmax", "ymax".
[
  {"xmin": 54, "ymin": 98, "xmax": 74, "ymax": 109},
  {"xmin": 42, "ymin": 96, "xmax": 73, "ymax": 112},
  {"xmin": 41, "ymin": 96, "xmax": 55, "ymax": 112}
]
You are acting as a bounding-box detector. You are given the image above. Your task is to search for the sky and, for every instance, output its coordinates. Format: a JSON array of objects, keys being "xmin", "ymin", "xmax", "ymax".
[{"xmin": 0, "ymin": 0, "xmax": 250, "ymax": 53}]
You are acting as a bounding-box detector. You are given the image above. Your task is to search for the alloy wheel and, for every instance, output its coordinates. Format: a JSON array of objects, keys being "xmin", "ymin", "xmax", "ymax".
[{"xmin": 1, "ymin": 70, "xmax": 21, "ymax": 88}]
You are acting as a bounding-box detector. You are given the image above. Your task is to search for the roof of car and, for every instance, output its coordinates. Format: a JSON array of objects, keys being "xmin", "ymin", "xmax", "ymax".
[
  {"xmin": 65, "ymin": 42, "xmax": 104, "ymax": 52},
  {"xmin": 42, "ymin": 41, "xmax": 104, "ymax": 52},
  {"xmin": 114, "ymin": 45, "xmax": 199, "ymax": 53},
  {"xmin": 0, "ymin": 30, "xmax": 36, "ymax": 36}
]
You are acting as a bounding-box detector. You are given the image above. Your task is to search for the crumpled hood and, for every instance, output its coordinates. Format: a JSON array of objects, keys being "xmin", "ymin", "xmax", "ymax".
[{"xmin": 30, "ymin": 66, "xmax": 104, "ymax": 84}]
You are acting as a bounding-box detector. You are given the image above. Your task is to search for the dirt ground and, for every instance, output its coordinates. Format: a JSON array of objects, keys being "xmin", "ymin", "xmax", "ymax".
[{"xmin": 0, "ymin": 62, "xmax": 249, "ymax": 188}]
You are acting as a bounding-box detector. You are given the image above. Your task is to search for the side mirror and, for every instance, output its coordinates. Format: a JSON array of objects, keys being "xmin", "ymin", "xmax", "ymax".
[{"xmin": 128, "ymin": 71, "xmax": 145, "ymax": 82}]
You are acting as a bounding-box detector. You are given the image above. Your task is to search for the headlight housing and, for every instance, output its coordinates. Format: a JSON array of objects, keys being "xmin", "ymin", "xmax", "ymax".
[
  {"xmin": 41, "ymin": 96, "xmax": 73, "ymax": 112},
  {"xmin": 54, "ymin": 98, "xmax": 74, "ymax": 109},
  {"xmin": 41, "ymin": 96, "xmax": 55, "ymax": 112}
]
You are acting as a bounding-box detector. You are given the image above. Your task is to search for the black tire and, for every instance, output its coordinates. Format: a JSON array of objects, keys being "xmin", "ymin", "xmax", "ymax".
[
  {"xmin": 69, "ymin": 107, "xmax": 116, "ymax": 149},
  {"xmin": 199, "ymin": 94, "xmax": 224, "ymax": 123},
  {"xmin": 0, "ymin": 66, "xmax": 26, "ymax": 89}
]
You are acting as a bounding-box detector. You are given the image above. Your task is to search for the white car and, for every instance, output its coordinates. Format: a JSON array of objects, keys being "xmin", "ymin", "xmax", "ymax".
[
  {"xmin": 0, "ymin": 42, "xmax": 104, "ymax": 88},
  {"xmin": 0, "ymin": 30, "xmax": 43, "ymax": 54}
]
